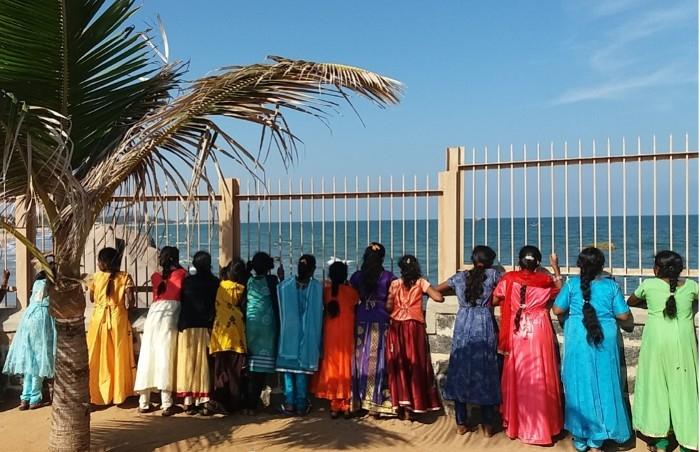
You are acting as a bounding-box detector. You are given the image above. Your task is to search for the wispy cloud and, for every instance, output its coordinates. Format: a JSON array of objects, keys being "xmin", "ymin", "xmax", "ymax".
[
  {"xmin": 552, "ymin": 67, "xmax": 695, "ymax": 105},
  {"xmin": 553, "ymin": 1, "xmax": 696, "ymax": 105}
]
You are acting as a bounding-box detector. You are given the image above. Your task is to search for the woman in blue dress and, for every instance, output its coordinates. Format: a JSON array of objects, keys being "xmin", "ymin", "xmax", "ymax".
[
  {"xmin": 3, "ymin": 266, "xmax": 57, "ymax": 410},
  {"xmin": 552, "ymin": 247, "xmax": 633, "ymax": 452},
  {"xmin": 436, "ymin": 245, "xmax": 502, "ymax": 436}
]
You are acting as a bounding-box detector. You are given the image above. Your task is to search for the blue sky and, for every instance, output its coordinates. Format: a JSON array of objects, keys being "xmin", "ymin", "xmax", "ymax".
[{"xmin": 138, "ymin": 0, "xmax": 697, "ymax": 215}]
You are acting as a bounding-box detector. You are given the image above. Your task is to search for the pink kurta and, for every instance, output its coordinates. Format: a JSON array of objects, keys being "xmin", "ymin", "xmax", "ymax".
[{"xmin": 494, "ymin": 276, "xmax": 562, "ymax": 445}]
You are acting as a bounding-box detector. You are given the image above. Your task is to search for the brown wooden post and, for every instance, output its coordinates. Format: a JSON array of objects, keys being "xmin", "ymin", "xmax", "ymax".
[
  {"xmin": 437, "ymin": 147, "xmax": 464, "ymax": 283},
  {"xmin": 14, "ymin": 196, "xmax": 36, "ymax": 308},
  {"xmin": 218, "ymin": 178, "xmax": 241, "ymax": 268}
]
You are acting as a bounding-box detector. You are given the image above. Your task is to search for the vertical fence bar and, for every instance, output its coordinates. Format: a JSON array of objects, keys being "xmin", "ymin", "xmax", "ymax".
[
  {"xmin": 332, "ymin": 177, "xmax": 337, "ymax": 260},
  {"xmin": 288, "ymin": 179, "xmax": 293, "ymax": 267},
  {"xmin": 497, "ymin": 145, "xmax": 502, "ymax": 260},
  {"xmin": 622, "ymin": 138, "xmax": 628, "ymax": 291},
  {"xmin": 536, "ymin": 142, "xmax": 541, "ymax": 249},
  {"xmin": 390, "ymin": 176, "xmax": 394, "ymax": 263},
  {"xmin": 378, "ymin": 176, "xmax": 382, "ymax": 243},
  {"xmin": 414, "ymin": 174, "xmax": 418, "ymax": 257},
  {"xmin": 344, "ymin": 177, "xmax": 348, "ymax": 262},
  {"xmin": 668, "ymin": 135, "xmax": 673, "ymax": 249},
  {"xmin": 637, "ymin": 137, "xmax": 642, "ymax": 277},
  {"xmin": 299, "ymin": 178, "xmax": 304, "ymax": 254},
  {"xmin": 550, "ymin": 142, "xmax": 555, "ymax": 255},
  {"xmin": 402, "ymin": 174, "xmax": 406, "ymax": 257},
  {"xmin": 268, "ymin": 178, "xmax": 273, "ymax": 256},
  {"xmin": 510, "ymin": 144, "xmax": 515, "ymax": 267},
  {"xmin": 355, "ymin": 176, "xmax": 360, "ymax": 269},
  {"xmin": 425, "ymin": 174, "xmax": 430, "ymax": 279},
  {"xmin": 471, "ymin": 147, "xmax": 476, "ymax": 251},
  {"xmin": 685, "ymin": 134, "xmax": 689, "ymax": 275},
  {"xmin": 578, "ymin": 140, "xmax": 583, "ymax": 251},
  {"xmin": 524, "ymin": 144, "xmax": 528, "ymax": 245},
  {"xmin": 366, "ymin": 176, "xmax": 370, "ymax": 246},
  {"xmin": 652, "ymin": 135, "xmax": 657, "ymax": 255},
  {"xmin": 484, "ymin": 146, "xmax": 489, "ymax": 246},
  {"xmin": 321, "ymin": 177, "xmax": 326, "ymax": 271},
  {"xmin": 310, "ymin": 178, "xmax": 315, "ymax": 256},
  {"xmin": 256, "ymin": 180, "xmax": 262, "ymax": 253},
  {"xmin": 564, "ymin": 142, "xmax": 569, "ymax": 270},
  {"xmin": 277, "ymin": 179, "xmax": 282, "ymax": 266},
  {"xmin": 593, "ymin": 140, "xmax": 597, "ymax": 247},
  {"xmin": 606, "ymin": 139, "xmax": 612, "ymax": 272}
]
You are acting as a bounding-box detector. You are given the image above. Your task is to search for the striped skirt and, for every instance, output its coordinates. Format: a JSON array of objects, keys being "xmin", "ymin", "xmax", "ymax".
[{"xmin": 351, "ymin": 320, "xmax": 395, "ymax": 415}]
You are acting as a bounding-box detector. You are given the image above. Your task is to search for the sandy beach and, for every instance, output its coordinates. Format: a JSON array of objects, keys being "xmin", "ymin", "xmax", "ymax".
[{"xmin": 0, "ymin": 393, "xmax": 653, "ymax": 451}]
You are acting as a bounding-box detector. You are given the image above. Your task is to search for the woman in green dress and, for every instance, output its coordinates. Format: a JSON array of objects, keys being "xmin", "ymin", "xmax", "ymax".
[{"xmin": 628, "ymin": 250, "xmax": 698, "ymax": 451}]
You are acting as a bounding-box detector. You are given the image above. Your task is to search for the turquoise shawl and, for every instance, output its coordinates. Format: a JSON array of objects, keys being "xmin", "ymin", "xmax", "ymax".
[{"xmin": 276, "ymin": 277, "xmax": 323, "ymax": 372}]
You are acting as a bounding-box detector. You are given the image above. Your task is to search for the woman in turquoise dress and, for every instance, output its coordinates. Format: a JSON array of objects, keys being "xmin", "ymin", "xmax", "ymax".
[
  {"xmin": 3, "ymin": 269, "xmax": 56, "ymax": 409},
  {"xmin": 552, "ymin": 247, "xmax": 633, "ymax": 452},
  {"xmin": 243, "ymin": 252, "xmax": 280, "ymax": 413}
]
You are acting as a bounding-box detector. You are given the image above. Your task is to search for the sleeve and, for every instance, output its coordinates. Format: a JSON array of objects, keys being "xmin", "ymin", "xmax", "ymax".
[
  {"xmin": 493, "ymin": 277, "xmax": 507, "ymax": 299},
  {"xmin": 150, "ymin": 272, "xmax": 160, "ymax": 298},
  {"xmin": 446, "ymin": 273, "xmax": 458, "ymax": 290},
  {"xmin": 612, "ymin": 281, "xmax": 630, "ymax": 315},
  {"xmin": 553, "ymin": 280, "xmax": 571, "ymax": 311},
  {"xmin": 420, "ymin": 278, "xmax": 431, "ymax": 293},
  {"xmin": 87, "ymin": 275, "xmax": 96, "ymax": 298},
  {"xmin": 633, "ymin": 279, "xmax": 646, "ymax": 300},
  {"xmin": 387, "ymin": 280, "xmax": 399, "ymax": 304}
]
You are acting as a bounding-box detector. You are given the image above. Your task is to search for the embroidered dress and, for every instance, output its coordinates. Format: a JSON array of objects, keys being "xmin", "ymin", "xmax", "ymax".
[
  {"xmin": 555, "ymin": 276, "xmax": 632, "ymax": 449},
  {"xmin": 245, "ymin": 275, "xmax": 279, "ymax": 373},
  {"xmin": 632, "ymin": 278, "xmax": 699, "ymax": 450},
  {"xmin": 311, "ymin": 282, "xmax": 358, "ymax": 412},
  {"xmin": 494, "ymin": 270, "xmax": 562, "ymax": 445},
  {"xmin": 386, "ymin": 278, "xmax": 442, "ymax": 413},
  {"xmin": 210, "ymin": 280, "xmax": 247, "ymax": 412},
  {"xmin": 3, "ymin": 279, "xmax": 56, "ymax": 405},
  {"xmin": 350, "ymin": 269, "xmax": 396, "ymax": 415},
  {"xmin": 443, "ymin": 269, "xmax": 502, "ymax": 424},
  {"xmin": 175, "ymin": 272, "xmax": 218, "ymax": 405},
  {"xmin": 87, "ymin": 271, "xmax": 136, "ymax": 405},
  {"xmin": 134, "ymin": 268, "xmax": 187, "ymax": 409}
]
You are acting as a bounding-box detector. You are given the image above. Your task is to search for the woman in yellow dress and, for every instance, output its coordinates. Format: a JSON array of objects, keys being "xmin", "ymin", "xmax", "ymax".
[
  {"xmin": 87, "ymin": 247, "xmax": 136, "ymax": 405},
  {"xmin": 209, "ymin": 259, "xmax": 248, "ymax": 413}
]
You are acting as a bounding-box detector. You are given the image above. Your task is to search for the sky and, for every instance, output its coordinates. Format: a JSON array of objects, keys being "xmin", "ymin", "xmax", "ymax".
[{"xmin": 136, "ymin": 0, "xmax": 697, "ymax": 215}]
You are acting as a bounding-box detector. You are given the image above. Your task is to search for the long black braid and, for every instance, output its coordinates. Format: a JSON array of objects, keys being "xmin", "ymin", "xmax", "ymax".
[
  {"xmin": 98, "ymin": 247, "xmax": 121, "ymax": 297},
  {"xmin": 327, "ymin": 261, "xmax": 348, "ymax": 318},
  {"xmin": 157, "ymin": 246, "xmax": 180, "ymax": 296},
  {"xmin": 466, "ymin": 245, "xmax": 496, "ymax": 306},
  {"xmin": 578, "ymin": 247, "xmax": 605, "ymax": 345},
  {"xmin": 655, "ymin": 250, "xmax": 684, "ymax": 319},
  {"xmin": 513, "ymin": 284, "xmax": 527, "ymax": 333}
]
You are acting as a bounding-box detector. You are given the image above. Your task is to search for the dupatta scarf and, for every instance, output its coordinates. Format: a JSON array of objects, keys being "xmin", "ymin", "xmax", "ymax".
[{"xmin": 497, "ymin": 269, "xmax": 555, "ymax": 354}]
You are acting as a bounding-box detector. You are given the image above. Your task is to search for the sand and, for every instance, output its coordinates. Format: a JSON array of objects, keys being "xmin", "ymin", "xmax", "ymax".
[{"xmin": 0, "ymin": 394, "xmax": 651, "ymax": 451}]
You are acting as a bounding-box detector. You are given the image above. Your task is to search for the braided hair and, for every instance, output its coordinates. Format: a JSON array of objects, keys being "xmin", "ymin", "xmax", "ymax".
[
  {"xmin": 466, "ymin": 246, "xmax": 496, "ymax": 306},
  {"xmin": 513, "ymin": 246, "xmax": 541, "ymax": 333},
  {"xmin": 360, "ymin": 242, "xmax": 386, "ymax": 296},
  {"xmin": 398, "ymin": 255, "xmax": 422, "ymax": 289},
  {"xmin": 654, "ymin": 250, "xmax": 684, "ymax": 319},
  {"xmin": 157, "ymin": 246, "xmax": 180, "ymax": 296},
  {"xmin": 327, "ymin": 261, "xmax": 348, "ymax": 318},
  {"xmin": 577, "ymin": 247, "xmax": 605, "ymax": 345},
  {"xmin": 98, "ymin": 247, "xmax": 121, "ymax": 297}
]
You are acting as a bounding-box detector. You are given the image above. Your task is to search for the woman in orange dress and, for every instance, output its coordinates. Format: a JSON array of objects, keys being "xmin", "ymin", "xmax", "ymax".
[{"xmin": 311, "ymin": 261, "xmax": 358, "ymax": 418}]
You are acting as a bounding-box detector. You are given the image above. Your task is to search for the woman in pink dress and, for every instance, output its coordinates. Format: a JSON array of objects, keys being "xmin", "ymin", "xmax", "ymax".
[{"xmin": 492, "ymin": 245, "xmax": 563, "ymax": 445}]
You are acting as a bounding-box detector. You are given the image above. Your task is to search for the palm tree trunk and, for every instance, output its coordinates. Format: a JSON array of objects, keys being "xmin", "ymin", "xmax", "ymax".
[{"xmin": 48, "ymin": 272, "xmax": 90, "ymax": 451}]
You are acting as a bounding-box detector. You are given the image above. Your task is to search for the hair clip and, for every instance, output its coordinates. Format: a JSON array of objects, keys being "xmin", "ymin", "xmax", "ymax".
[
  {"xmin": 523, "ymin": 255, "xmax": 536, "ymax": 261},
  {"xmin": 371, "ymin": 244, "xmax": 380, "ymax": 251}
]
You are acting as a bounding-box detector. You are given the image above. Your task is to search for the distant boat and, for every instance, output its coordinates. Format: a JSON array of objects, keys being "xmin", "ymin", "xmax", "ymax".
[{"xmin": 529, "ymin": 222, "xmax": 538, "ymax": 227}]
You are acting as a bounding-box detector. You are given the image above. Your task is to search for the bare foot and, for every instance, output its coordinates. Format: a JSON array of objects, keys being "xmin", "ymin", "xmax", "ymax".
[
  {"xmin": 456, "ymin": 425, "xmax": 469, "ymax": 435},
  {"xmin": 482, "ymin": 424, "xmax": 495, "ymax": 438}
]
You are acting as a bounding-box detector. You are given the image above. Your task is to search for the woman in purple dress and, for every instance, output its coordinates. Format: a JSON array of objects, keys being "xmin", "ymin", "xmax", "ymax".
[{"xmin": 350, "ymin": 243, "xmax": 396, "ymax": 417}]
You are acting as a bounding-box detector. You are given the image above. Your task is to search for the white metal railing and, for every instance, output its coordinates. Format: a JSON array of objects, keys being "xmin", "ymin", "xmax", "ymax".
[
  {"xmin": 238, "ymin": 176, "xmax": 442, "ymax": 282},
  {"xmin": 458, "ymin": 135, "xmax": 698, "ymax": 294}
]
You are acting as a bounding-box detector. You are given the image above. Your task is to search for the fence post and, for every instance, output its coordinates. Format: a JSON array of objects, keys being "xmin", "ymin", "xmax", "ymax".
[
  {"xmin": 14, "ymin": 197, "xmax": 36, "ymax": 309},
  {"xmin": 437, "ymin": 147, "xmax": 464, "ymax": 282},
  {"xmin": 218, "ymin": 178, "xmax": 241, "ymax": 268}
]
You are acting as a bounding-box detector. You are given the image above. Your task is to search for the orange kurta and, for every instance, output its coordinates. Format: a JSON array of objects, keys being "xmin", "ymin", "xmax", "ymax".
[
  {"xmin": 87, "ymin": 271, "xmax": 136, "ymax": 405},
  {"xmin": 311, "ymin": 282, "xmax": 358, "ymax": 408}
]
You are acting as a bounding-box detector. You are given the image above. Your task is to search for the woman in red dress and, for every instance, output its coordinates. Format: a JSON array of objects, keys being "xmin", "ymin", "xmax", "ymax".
[{"xmin": 492, "ymin": 245, "xmax": 563, "ymax": 445}]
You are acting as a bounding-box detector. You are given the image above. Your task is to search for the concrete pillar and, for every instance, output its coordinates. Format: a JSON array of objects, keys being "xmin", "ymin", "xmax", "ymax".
[
  {"xmin": 437, "ymin": 147, "xmax": 464, "ymax": 283},
  {"xmin": 14, "ymin": 197, "xmax": 36, "ymax": 308},
  {"xmin": 218, "ymin": 178, "xmax": 240, "ymax": 268}
]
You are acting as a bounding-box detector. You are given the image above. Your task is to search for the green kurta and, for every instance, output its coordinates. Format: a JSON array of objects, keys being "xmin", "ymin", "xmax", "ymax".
[{"xmin": 633, "ymin": 277, "xmax": 699, "ymax": 450}]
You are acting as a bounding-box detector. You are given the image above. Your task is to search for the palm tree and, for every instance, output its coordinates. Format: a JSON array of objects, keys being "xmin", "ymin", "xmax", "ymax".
[{"xmin": 0, "ymin": 1, "xmax": 402, "ymax": 450}]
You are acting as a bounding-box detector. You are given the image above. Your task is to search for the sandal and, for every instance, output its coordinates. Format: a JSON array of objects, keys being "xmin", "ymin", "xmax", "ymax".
[
  {"xmin": 18, "ymin": 401, "xmax": 29, "ymax": 411},
  {"xmin": 278, "ymin": 404, "xmax": 296, "ymax": 416},
  {"xmin": 456, "ymin": 425, "xmax": 469, "ymax": 435},
  {"xmin": 184, "ymin": 405, "xmax": 198, "ymax": 416},
  {"xmin": 161, "ymin": 406, "xmax": 177, "ymax": 417},
  {"xmin": 330, "ymin": 411, "xmax": 340, "ymax": 419}
]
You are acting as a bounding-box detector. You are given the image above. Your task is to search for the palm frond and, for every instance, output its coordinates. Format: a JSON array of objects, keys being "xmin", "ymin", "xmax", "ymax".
[{"xmin": 84, "ymin": 57, "xmax": 403, "ymax": 208}]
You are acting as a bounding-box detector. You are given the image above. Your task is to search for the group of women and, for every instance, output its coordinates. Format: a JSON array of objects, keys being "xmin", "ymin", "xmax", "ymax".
[{"xmin": 0, "ymin": 240, "xmax": 697, "ymax": 452}]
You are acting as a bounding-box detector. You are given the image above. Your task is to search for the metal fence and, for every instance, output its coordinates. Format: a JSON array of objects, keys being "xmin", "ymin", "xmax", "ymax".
[{"xmin": 456, "ymin": 135, "xmax": 698, "ymax": 293}]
